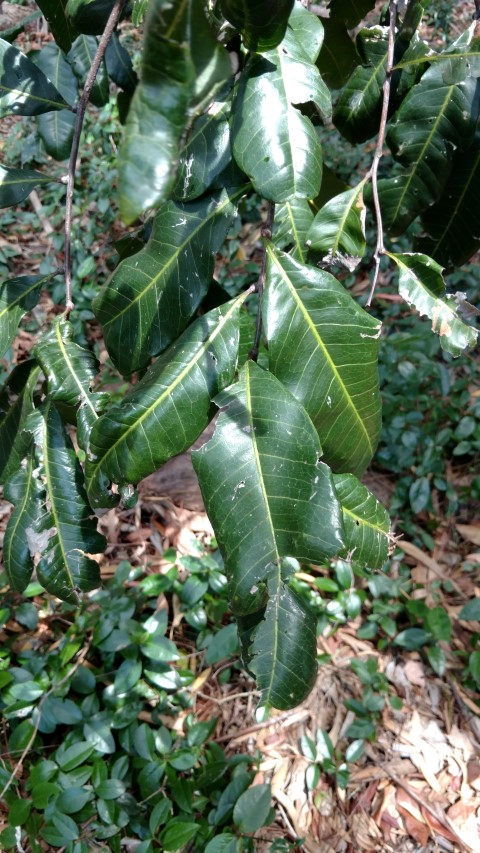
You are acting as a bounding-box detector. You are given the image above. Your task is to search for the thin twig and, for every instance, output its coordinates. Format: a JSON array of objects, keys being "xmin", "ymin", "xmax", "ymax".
[
  {"xmin": 366, "ymin": 0, "xmax": 397, "ymax": 308},
  {"xmin": 63, "ymin": 0, "xmax": 126, "ymax": 314},
  {"xmin": 249, "ymin": 202, "xmax": 275, "ymax": 361},
  {"xmin": 214, "ymin": 707, "xmax": 309, "ymax": 743},
  {"xmin": 0, "ymin": 642, "xmax": 91, "ymax": 802}
]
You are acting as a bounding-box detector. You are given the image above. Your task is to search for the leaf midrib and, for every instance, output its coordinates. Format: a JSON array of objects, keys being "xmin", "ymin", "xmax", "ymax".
[{"xmin": 42, "ymin": 402, "xmax": 75, "ymax": 591}]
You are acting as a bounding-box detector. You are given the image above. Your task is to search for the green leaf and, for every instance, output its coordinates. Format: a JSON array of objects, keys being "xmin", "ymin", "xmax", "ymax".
[
  {"xmin": 264, "ymin": 245, "xmax": 381, "ymax": 476},
  {"xmin": 333, "ymin": 474, "xmax": 391, "ymax": 569},
  {"xmin": 104, "ymin": 32, "xmax": 137, "ymax": 93},
  {"xmin": 87, "ymin": 297, "xmax": 244, "ymax": 506},
  {"xmin": 68, "ymin": 35, "xmax": 108, "ymax": 107},
  {"xmin": 0, "ymin": 165, "xmax": 54, "ymax": 207},
  {"xmin": 66, "ymin": 0, "xmax": 115, "ymax": 36},
  {"xmin": 306, "ymin": 180, "xmax": 367, "ymax": 270},
  {"xmin": 0, "ymin": 273, "xmax": 54, "ymax": 360},
  {"xmin": 273, "ymin": 198, "xmax": 314, "ymax": 263},
  {"xmin": 0, "ymin": 38, "xmax": 68, "ymax": 117},
  {"xmin": 33, "ymin": 317, "xmax": 106, "ymax": 453},
  {"xmin": 3, "ymin": 454, "xmax": 42, "ymax": 592},
  {"xmin": 377, "ymin": 41, "xmax": 480, "ymax": 234},
  {"xmin": 0, "ymin": 361, "xmax": 40, "ymax": 485},
  {"xmin": 205, "ymin": 837, "xmax": 241, "ymax": 853},
  {"xmin": 415, "ymin": 134, "xmax": 480, "ymax": 267},
  {"xmin": 205, "ymin": 624, "xmax": 239, "ymax": 665},
  {"xmin": 460, "ymin": 599, "xmax": 480, "ymax": 621},
  {"xmin": 55, "ymin": 741, "xmax": 95, "ymax": 771},
  {"xmin": 231, "ymin": 4, "xmax": 329, "ymax": 202},
  {"xmin": 35, "ymin": 0, "xmax": 78, "ymax": 52},
  {"xmin": 426, "ymin": 645, "xmax": 446, "ymax": 675},
  {"xmin": 469, "ymin": 651, "xmax": 480, "ymax": 686},
  {"xmin": 387, "ymin": 252, "xmax": 478, "ymax": 356},
  {"xmin": 334, "ymin": 26, "xmax": 388, "ymax": 144},
  {"xmin": 161, "ymin": 820, "xmax": 200, "ymax": 852},
  {"xmin": 221, "ymin": 0, "xmax": 294, "ymax": 52},
  {"xmin": 394, "ymin": 628, "xmax": 430, "ymax": 650},
  {"xmin": 8, "ymin": 798, "xmax": 32, "ymax": 826},
  {"xmin": 5, "ymin": 402, "xmax": 104, "ymax": 602},
  {"xmin": 118, "ymin": 0, "xmax": 230, "ymax": 223},
  {"xmin": 33, "ymin": 43, "xmax": 77, "ymax": 161},
  {"xmin": 327, "ymin": 0, "xmax": 376, "ymax": 28},
  {"xmin": 93, "ymin": 187, "xmax": 245, "ymax": 375},
  {"xmin": 95, "ymin": 779, "xmax": 126, "ymax": 800},
  {"xmin": 317, "ymin": 16, "xmax": 359, "ymax": 90},
  {"xmin": 233, "ymin": 783, "xmax": 272, "ymax": 832},
  {"xmin": 56, "ymin": 787, "xmax": 92, "ymax": 814}
]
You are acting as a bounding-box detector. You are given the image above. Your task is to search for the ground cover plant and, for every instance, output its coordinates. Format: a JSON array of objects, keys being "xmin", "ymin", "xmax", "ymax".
[{"xmin": 1, "ymin": 0, "xmax": 480, "ymax": 849}]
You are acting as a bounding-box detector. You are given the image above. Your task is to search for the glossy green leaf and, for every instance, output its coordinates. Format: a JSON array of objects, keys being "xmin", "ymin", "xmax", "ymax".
[
  {"xmin": 316, "ymin": 15, "xmax": 359, "ymax": 90},
  {"xmin": 415, "ymin": 134, "xmax": 480, "ymax": 267},
  {"xmin": 33, "ymin": 318, "xmax": 106, "ymax": 452},
  {"xmin": 460, "ymin": 599, "xmax": 480, "ymax": 621},
  {"xmin": 306, "ymin": 180, "xmax": 366, "ymax": 270},
  {"xmin": 118, "ymin": 0, "xmax": 230, "ymax": 223},
  {"xmin": 264, "ymin": 245, "xmax": 381, "ymax": 476},
  {"xmin": 93, "ymin": 187, "xmax": 245, "ymax": 375},
  {"xmin": 333, "ymin": 473, "xmax": 391, "ymax": 569},
  {"xmin": 5, "ymin": 402, "xmax": 104, "ymax": 602},
  {"xmin": 221, "ymin": 0, "xmax": 294, "ymax": 52},
  {"xmin": 231, "ymin": 4, "xmax": 329, "ymax": 201},
  {"xmin": 68, "ymin": 34, "xmax": 109, "ymax": 107},
  {"xmin": 161, "ymin": 821, "xmax": 200, "ymax": 852},
  {"xmin": 327, "ymin": 0, "xmax": 376, "ymax": 28},
  {"xmin": 0, "ymin": 273, "xmax": 53, "ymax": 359},
  {"xmin": 233, "ymin": 783, "xmax": 272, "ymax": 831},
  {"xmin": 0, "ymin": 165, "xmax": 54, "ymax": 207},
  {"xmin": 334, "ymin": 26, "xmax": 388, "ymax": 143},
  {"xmin": 0, "ymin": 38, "xmax": 68, "ymax": 117},
  {"xmin": 34, "ymin": 43, "xmax": 77, "ymax": 161},
  {"xmin": 104, "ymin": 32, "xmax": 137, "ymax": 93},
  {"xmin": 86, "ymin": 297, "xmax": 246, "ymax": 507},
  {"xmin": 193, "ymin": 363, "xmax": 344, "ymax": 707},
  {"xmin": 273, "ymin": 198, "xmax": 313, "ymax": 263},
  {"xmin": 4, "ymin": 453, "xmax": 43, "ymax": 592},
  {"xmin": 66, "ymin": 0, "xmax": 115, "ymax": 35},
  {"xmin": 387, "ymin": 252, "xmax": 478, "ymax": 356},
  {"xmin": 0, "ymin": 361, "xmax": 40, "ymax": 485},
  {"xmin": 172, "ymin": 92, "xmax": 238, "ymax": 202},
  {"xmin": 377, "ymin": 39, "xmax": 480, "ymax": 234},
  {"xmin": 35, "ymin": 0, "xmax": 78, "ymax": 52}
]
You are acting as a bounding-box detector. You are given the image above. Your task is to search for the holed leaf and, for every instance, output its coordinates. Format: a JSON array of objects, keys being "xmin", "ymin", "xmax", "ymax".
[
  {"xmin": 231, "ymin": 3, "xmax": 329, "ymax": 201},
  {"xmin": 0, "ymin": 273, "xmax": 54, "ymax": 359},
  {"xmin": 68, "ymin": 34, "xmax": 109, "ymax": 107},
  {"xmin": 248, "ymin": 562, "xmax": 318, "ymax": 710},
  {"xmin": 118, "ymin": 0, "xmax": 231, "ymax": 223},
  {"xmin": 264, "ymin": 246, "xmax": 381, "ymax": 476},
  {"xmin": 221, "ymin": 0, "xmax": 294, "ymax": 52},
  {"xmin": 273, "ymin": 198, "xmax": 313, "ymax": 263},
  {"xmin": 415, "ymin": 134, "xmax": 480, "ymax": 267},
  {"xmin": 86, "ymin": 297, "xmax": 246, "ymax": 508},
  {"xmin": 333, "ymin": 473, "xmax": 391, "ymax": 569},
  {"xmin": 0, "ymin": 38, "xmax": 68, "ymax": 117},
  {"xmin": 0, "ymin": 166, "xmax": 54, "ymax": 208},
  {"xmin": 306, "ymin": 180, "xmax": 366, "ymax": 270},
  {"xmin": 34, "ymin": 43, "xmax": 77, "ymax": 161},
  {"xmin": 387, "ymin": 252, "xmax": 478, "ymax": 355},
  {"xmin": 193, "ymin": 361, "xmax": 345, "ymax": 619},
  {"xmin": 35, "ymin": 0, "xmax": 78, "ymax": 53},
  {"xmin": 93, "ymin": 187, "xmax": 245, "ymax": 376},
  {"xmin": 4, "ymin": 402, "xmax": 104, "ymax": 601},
  {"xmin": 0, "ymin": 361, "xmax": 40, "ymax": 485}
]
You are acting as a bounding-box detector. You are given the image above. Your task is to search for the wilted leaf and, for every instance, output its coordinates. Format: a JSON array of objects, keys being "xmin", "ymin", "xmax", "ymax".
[{"xmin": 387, "ymin": 252, "xmax": 478, "ymax": 355}]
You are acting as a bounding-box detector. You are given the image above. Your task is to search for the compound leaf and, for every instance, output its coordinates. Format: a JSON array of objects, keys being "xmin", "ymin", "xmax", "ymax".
[
  {"xmin": 264, "ymin": 246, "xmax": 381, "ymax": 476},
  {"xmin": 4, "ymin": 402, "xmax": 104, "ymax": 601},
  {"xmin": 387, "ymin": 252, "xmax": 478, "ymax": 355},
  {"xmin": 118, "ymin": 0, "xmax": 230, "ymax": 223},
  {"xmin": 0, "ymin": 165, "xmax": 54, "ymax": 207},
  {"xmin": 193, "ymin": 361, "xmax": 344, "ymax": 616},
  {"xmin": 93, "ymin": 187, "xmax": 245, "ymax": 376},
  {"xmin": 333, "ymin": 473, "xmax": 391, "ymax": 569},
  {"xmin": 86, "ymin": 297, "xmax": 246, "ymax": 508},
  {"xmin": 34, "ymin": 43, "xmax": 77, "ymax": 160},
  {"xmin": 231, "ymin": 4, "xmax": 328, "ymax": 201},
  {"xmin": 221, "ymin": 0, "xmax": 294, "ymax": 52},
  {"xmin": 306, "ymin": 180, "xmax": 366, "ymax": 270},
  {"xmin": 0, "ymin": 38, "xmax": 68, "ymax": 117}
]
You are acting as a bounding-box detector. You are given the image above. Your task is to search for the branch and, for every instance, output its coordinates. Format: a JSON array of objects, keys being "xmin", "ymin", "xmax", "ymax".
[
  {"xmin": 63, "ymin": 0, "xmax": 127, "ymax": 314},
  {"xmin": 366, "ymin": 0, "xmax": 397, "ymax": 308},
  {"xmin": 249, "ymin": 201, "xmax": 275, "ymax": 361}
]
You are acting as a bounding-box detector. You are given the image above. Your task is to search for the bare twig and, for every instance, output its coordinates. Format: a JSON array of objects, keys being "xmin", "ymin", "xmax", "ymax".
[
  {"xmin": 63, "ymin": 0, "xmax": 126, "ymax": 314},
  {"xmin": 366, "ymin": 0, "xmax": 397, "ymax": 307},
  {"xmin": 249, "ymin": 202, "xmax": 275, "ymax": 361}
]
